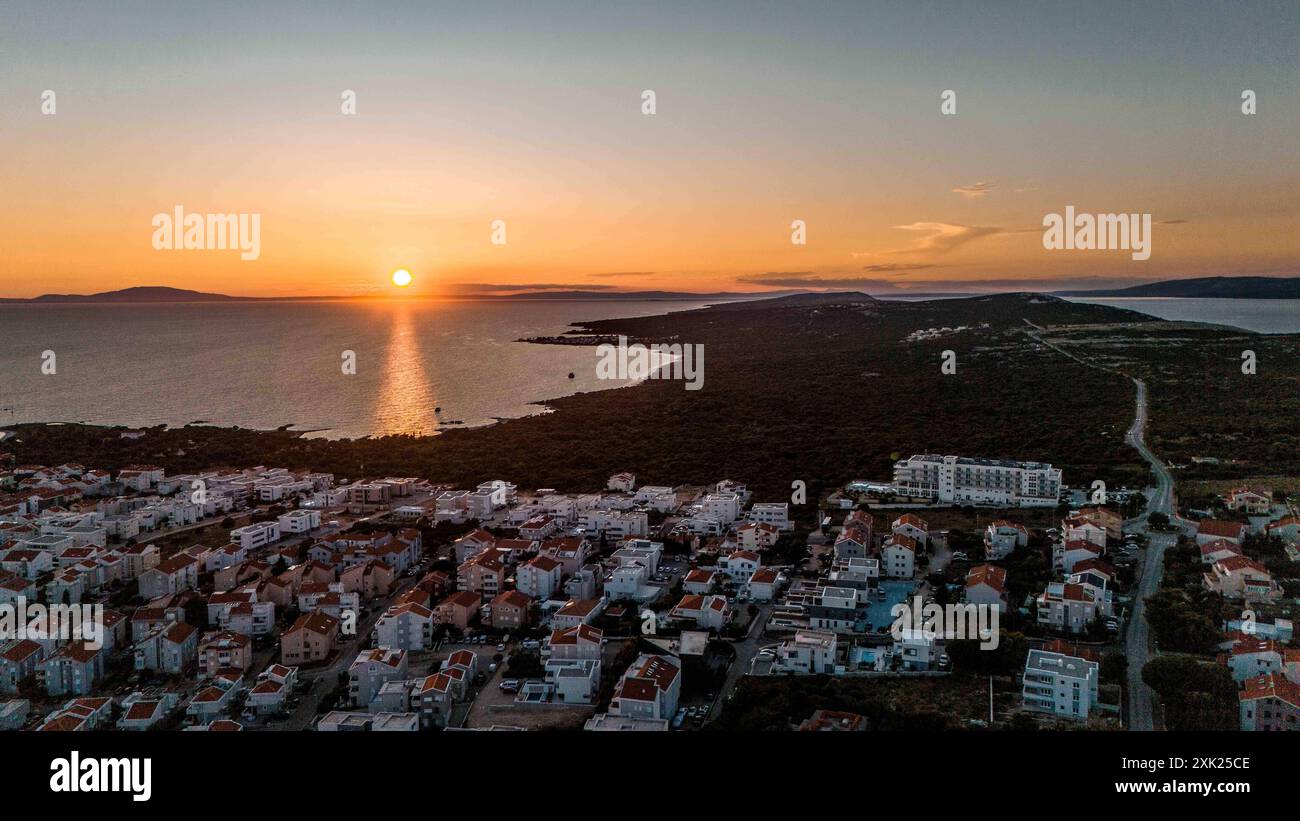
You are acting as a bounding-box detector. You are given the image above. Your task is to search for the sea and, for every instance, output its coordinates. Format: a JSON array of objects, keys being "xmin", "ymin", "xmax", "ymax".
[
  {"xmin": 2, "ymin": 296, "xmax": 1295, "ymax": 440},
  {"xmin": 0, "ymin": 299, "xmax": 708, "ymax": 439},
  {"xmin": 1062, "ymin": 297, "xmax": 1300, "ymax": 334}
]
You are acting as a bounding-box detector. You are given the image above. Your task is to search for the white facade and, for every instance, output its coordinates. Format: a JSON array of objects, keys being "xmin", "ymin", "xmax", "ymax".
[
  {"xmin": 747, "ymin": 503, "xmax": 792, "ymax": 532},
  {"xmin": 277, "ymin": 509, "xmax": 321, "ymax": 534},
  {"xmin": 231, "ymin": 521, "xmax": 281, "ymax": 551},
  {"xmin": 773, "ymin": 629, "xmax": 837, "ymax": 674},
  {"xmin": 701, "ymin": 493, "xmax": 742, "ymax": 525},
  {"xmin": 1022, "ymin": 649, "xmax": 1098, "ymax": 720},
  {"xmin": 893, "ymin": 454, "xmax": 1062, "ymax": 507}
]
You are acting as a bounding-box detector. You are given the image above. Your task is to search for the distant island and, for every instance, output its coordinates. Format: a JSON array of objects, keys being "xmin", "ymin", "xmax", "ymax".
[
  {"xmin": 0, "ymin": 285, "xmax": 796, "ymax": 304},
  {"xmin": 1055, "ymin": 275, "xmax": 1300, "ymax": 299}
]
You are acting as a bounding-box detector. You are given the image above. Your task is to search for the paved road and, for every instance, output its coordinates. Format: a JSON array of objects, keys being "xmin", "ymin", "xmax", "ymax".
[
  {"xmin": 283, "ymin": 574, "xmax": 418, "ymax": 730},
  {"xmin": 707, "ymin": 603, "xmax": 773, "ymax": 722},
  {"xmin": 1121, "ymin": 377, "xmax": 1178, "ymax": 732},
  {"xmin": 1023, "ymin": 319, "xmax": 1181, "ymax": 732}
]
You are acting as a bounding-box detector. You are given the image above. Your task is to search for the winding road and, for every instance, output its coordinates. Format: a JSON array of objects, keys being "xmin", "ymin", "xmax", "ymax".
[
  {"xmin": 1022, "ymin": 319, "xmax": 1178, "ymax": 731},
  {"xmin": 1121, "ymin": 377, "xmax": 1179, "ymax": 731}
]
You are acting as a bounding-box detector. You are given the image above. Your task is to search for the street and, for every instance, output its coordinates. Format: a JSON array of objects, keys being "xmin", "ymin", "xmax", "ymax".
[
  {"xmin": 1121, "ymin": 377, "xmax": 1182, "ymax": 732},
  {"xmin": 1023, "ymin": 319, "xmax": 1183, "ymax": 732}
]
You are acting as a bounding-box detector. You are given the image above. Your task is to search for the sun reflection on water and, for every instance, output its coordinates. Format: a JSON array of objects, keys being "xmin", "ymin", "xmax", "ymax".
[{"xmin": 373, "ymin": 305, "xmax": 438, "ymax": 436}]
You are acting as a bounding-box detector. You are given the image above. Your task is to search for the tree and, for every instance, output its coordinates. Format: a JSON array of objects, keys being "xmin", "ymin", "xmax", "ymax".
[
  {"xmin": 1099, "ymin": 650, "xmax": 1127, "ymax": 685},
  {"xmin": 1142, "ymin": 656, "xmax": 1236, "ymax": 731}
]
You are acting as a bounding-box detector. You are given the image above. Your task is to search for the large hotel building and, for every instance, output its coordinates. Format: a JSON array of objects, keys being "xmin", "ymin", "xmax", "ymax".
[{"xmin": 892, "ymin": 454, "xmax": 1062, "ymax": 507}]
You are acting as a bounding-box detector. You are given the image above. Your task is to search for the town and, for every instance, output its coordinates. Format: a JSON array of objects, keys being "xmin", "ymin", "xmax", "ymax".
[{"xmin": 0, "ymin": 448, "xmax": 1296, "ymax": 733}]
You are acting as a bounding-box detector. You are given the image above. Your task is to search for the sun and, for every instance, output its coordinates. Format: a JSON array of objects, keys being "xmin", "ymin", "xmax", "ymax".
[{"xmin": 390, "ymin": 268, "xmax": 413, "ymax": 287}]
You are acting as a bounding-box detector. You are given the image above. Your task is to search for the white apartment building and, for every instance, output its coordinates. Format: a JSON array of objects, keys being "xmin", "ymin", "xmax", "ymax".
[
  {"xmin": 434, "ymin": 490, "xmax": 470, "ymax": 524},
  {"xmin": 747, "ymin": 502, "xmax": 792, "ymax": 532},
  {"xmin": 984, "ymin": 520, "xmax": 1028, "ymax": 560},
  {"xmin": 230, "ymin": 521, "xmax": 281, "ymax": 551},
  {"xmin": 612, "ymin": 540, "xmax": 662, "ymax": 574},
  {"xmin": 1022, "ymin": 649, "xmax": 1098, "ymax": 720},
  {"xmin": 701, "ymin": 493, "xmax": 742, "ymax": 525},
  {"xmin": 476, "ymin": 480, "xmax": 518, "ymax": 506},
  {"xmin": 517, "ymin": 555, "xmax": 565, "ymax": 600},
  {"xmin": 373, "ymin": 603, "xmax": 436, "ymax": 652},
  {"xmin": 1035, "ymin": 582, "xmax": 1103, "ymax": 634},
  {"xmin": 581, "ymin": 509, "xmax": 649, "ymax": 539},
  {"xmin": 277, "ymin": 509, "xmax": 321, "ymax": 534},
  {"xmin": 892, "ymin": 454, "xmax": 1062, "ymax": 507},
  {"xmin": 882, "ymin": 535, "xmax": 916, "ymax": 579},
  {"xmin": 607, "ymin": 473, "xmax": 636, "ymax": 493},
  {"xmin": 773, "ymin": 629, "xmax": 838, "ymax": 674}
]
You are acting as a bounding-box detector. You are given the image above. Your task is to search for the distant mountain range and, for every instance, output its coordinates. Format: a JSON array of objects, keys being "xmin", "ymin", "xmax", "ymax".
[
  {"xmin": 0, "ymin": 285, "xmax": 797, "ymax": 304},
  {"xmin": 1054, "ymin": 276, "xmax": 1300, "ymax": 299},
  {"xmin": 7, "ymin": 276, "xmax": 1300, "ymax": 304}
]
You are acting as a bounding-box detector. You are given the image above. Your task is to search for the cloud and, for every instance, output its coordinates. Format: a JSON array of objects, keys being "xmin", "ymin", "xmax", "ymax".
[
  {"xmin": 1156, "ymin": 219, "xmax": 1188, "ymax": 225},
  {"xmin": 735, "ymin": 272, "xmax": 909, "ymax": 290},
  {"xmin": 734, "ymin": 273, "xmax": 1162, "ymax": 295},
  {"xmin": 447, "ymin": 282, "xmax": 619, "ymax": 293},
  {"xmin": 951, "ymin": 181, "xmax": 995, "ymax": 198},
  {"xmin": 888, "ymin": 222, "xmax": 1024, "ymax": 254},
  {"xmin": 859, "ymin": 263, "xmax": 942, "ymax": 275},
  {"xmin": 588, "ymin": 271, "xmax": 655, "ymax": 278}
]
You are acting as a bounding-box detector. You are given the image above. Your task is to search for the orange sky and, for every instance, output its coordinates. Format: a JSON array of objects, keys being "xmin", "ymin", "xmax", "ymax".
[{"xmin": 3, "ymin": 3, "xmax": 1297, "ymax": 298}]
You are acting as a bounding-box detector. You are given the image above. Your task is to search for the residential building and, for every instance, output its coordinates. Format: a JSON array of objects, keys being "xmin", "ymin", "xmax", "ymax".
[
  {"xmin": 882, "ymin": 534, "xmax": 916, "ymax": 579},
  {"xmin": 434, "ymin": 591, "xmax": 481, "ymax": 631},
  {"xmin": 1239, "ymin": 673, "xmax": 1300, "ymax": 731},
  {"xmin": 1227, "ymin": 486, "xmax": 1273, "ymax": 515},
  {"xmin": 545, "ymin": 624, "xmax": 604, "ymax": 661},
  {"xmin": 1022, "ymin": 648, "xmax": 1099, "ymax": 721},
  {"xmin": 1036, "ymin": 582, "xmax": 1102, "ymax": 634},
  {"xmin": 608, "ymin": 654, "xmax": 681, "ymax": 722},
  {"xmin": 282, "ymin": 612, "xmax": 340, "ymax": 664},
  {"xmin": 516, "ymin": 555, "xmax": 564, "ymax": 600},
  {"xmin": 891, "ymin": 513, "xmax": 929, "ymax": 547},
  {"xmin": 373, "ymin": 603, "xmax": 436, "ymax": 652},
  {"xmin": 892, "ymin": 454, "xmax": 1062, "ymax": 507},
  {"xmin": 348, "ymin": 648, "xmax": 408, "ymax": 708},
  {"xmin": 668, "ymin": 594, "xmax": 730, "ymax": 631},
  {"xmin": 965, "ymin": 564, "xmax": 1009, "ymax": 613},
  {"xmin": 1203, "ymin": 555, "xmax": 1282, "ymax": 600},
  {"xmin": 773, "ymin": 629, "xmax": 837, "ymax": 674},
  {"xmin": 984, "ymin": 520, "xmax": 1028, "ymax": 560},
  {"xmin": 490, "ymin": 590, "xmax": 532, "ymax": 630},
  {"xmin": 1196, "ymin": 518, "xmax": 1247, "ymax": 547}
]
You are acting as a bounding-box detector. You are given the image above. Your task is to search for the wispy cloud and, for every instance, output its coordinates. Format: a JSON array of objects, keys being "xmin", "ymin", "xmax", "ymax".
[
  {"xmin": 888, "ymin": 222, "xmax": 1026, "ymax": 254},
  {"xmin": 588, "ymin": 271, "xmax": 655, "ymax": 278},
  {"xmin": 951, "ymin": 181, "xmax": 995, "ymax": 198},
  {"xmin": 860, "ymin": 263, "xmax": 942, "ymax": 274},
  {"xmin": 447, "ymin": 282, "xmax": 619, "ymax": 293},
  {"xmin": 734, "ymin": 273, "xmax": 1162, "ymax": 294}
]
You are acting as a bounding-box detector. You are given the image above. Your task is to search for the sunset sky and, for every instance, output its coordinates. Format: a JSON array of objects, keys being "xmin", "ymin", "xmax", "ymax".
[{"xmin": 2, "ymin": 1, "xmax": 1297, "ymax": 298}]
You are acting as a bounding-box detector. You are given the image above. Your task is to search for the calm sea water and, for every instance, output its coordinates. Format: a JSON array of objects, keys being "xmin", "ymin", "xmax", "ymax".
[
  {"xmin": 0, "ymin": 300, "xmax": 707, "ymax": 439},
  {"xmin": 1064, "ymin": 297, "xmax": 1300, "ymax": 334}
]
